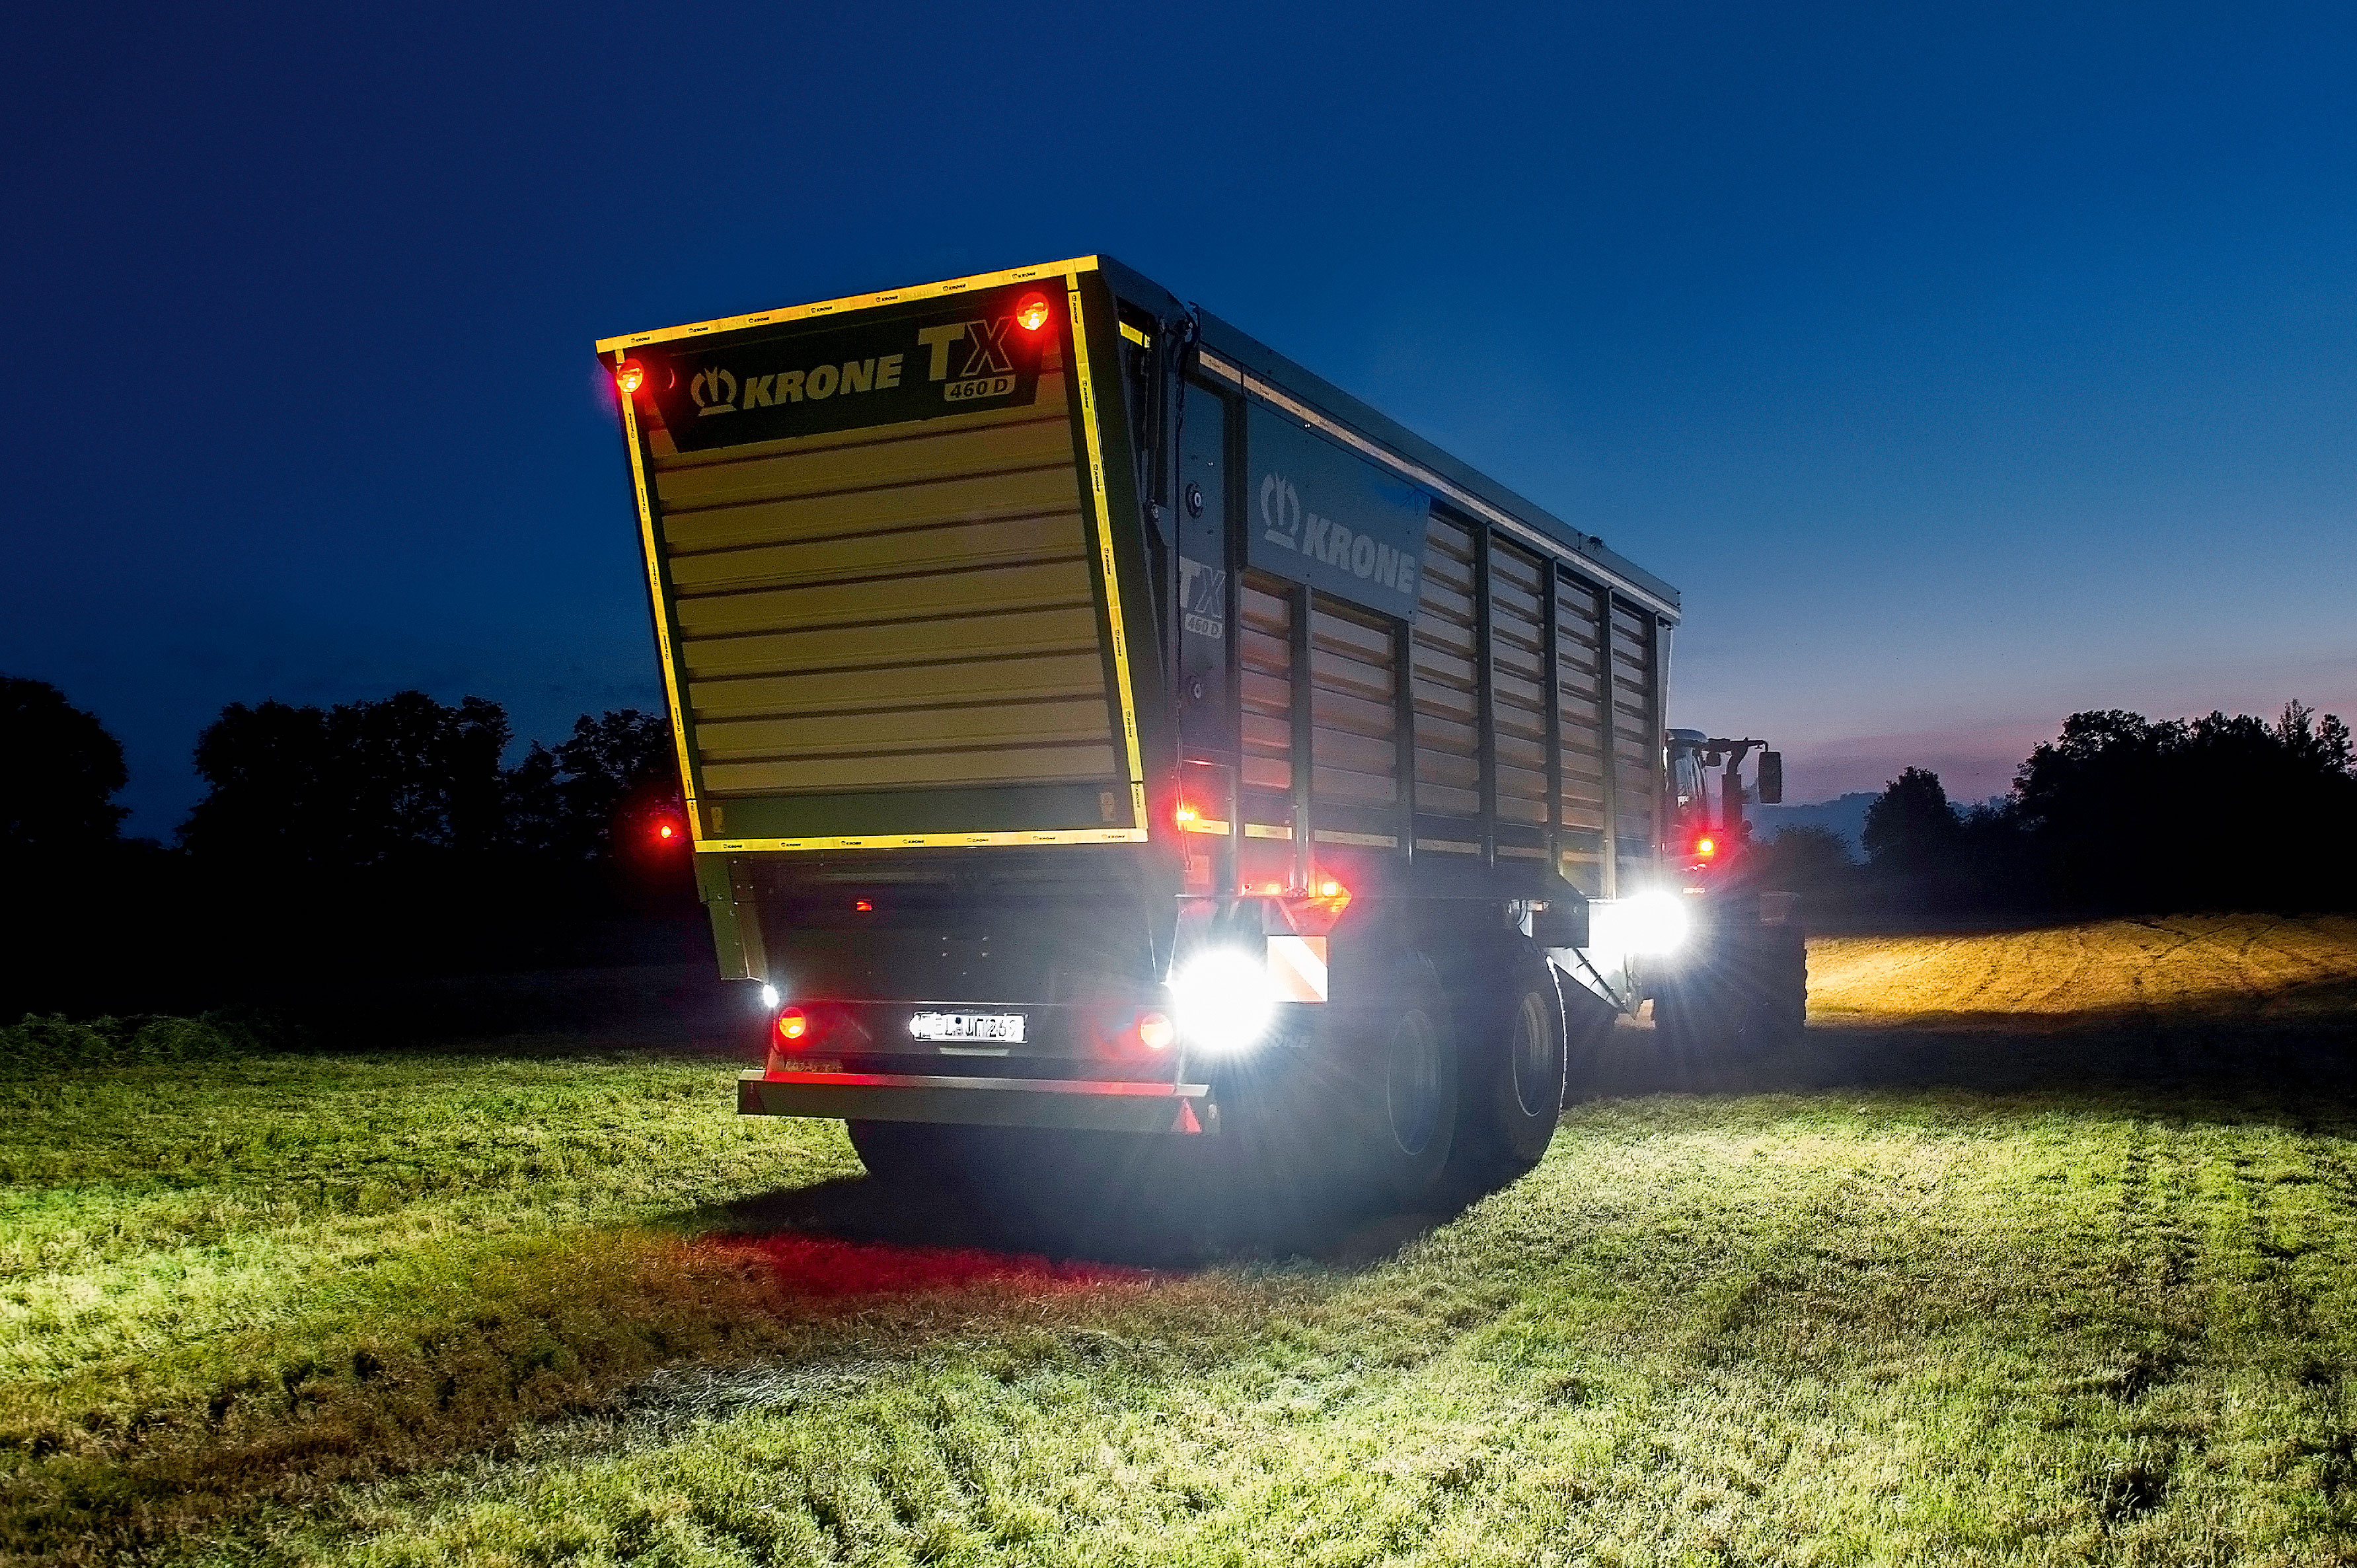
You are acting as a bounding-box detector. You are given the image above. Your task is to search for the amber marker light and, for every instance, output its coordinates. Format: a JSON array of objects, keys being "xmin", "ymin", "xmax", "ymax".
[
  {"xmin": 1015, "ymin": 293, "xmax": 1052, "ymax": 331},
  {"xmin": 615, "ymin": 361, "xmax": 646, "ymax": 395}
]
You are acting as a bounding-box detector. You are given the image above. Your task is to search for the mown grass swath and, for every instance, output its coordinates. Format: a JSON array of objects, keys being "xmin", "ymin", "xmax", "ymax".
[{"xmin": 2, "ymin": 918, "xmax": 2354, "ymax": 1564}]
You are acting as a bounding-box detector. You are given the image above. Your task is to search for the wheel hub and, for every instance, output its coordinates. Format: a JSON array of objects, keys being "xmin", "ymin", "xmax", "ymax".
[{"xmin": 1384, "ymin": 1012, "xmax": 1442, "ymax": 1156}]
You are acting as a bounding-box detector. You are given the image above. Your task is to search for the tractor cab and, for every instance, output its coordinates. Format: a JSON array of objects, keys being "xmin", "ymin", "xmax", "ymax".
[{"xmin": 1665, "ymin": 729, "xmax": 1783, "ymax": 878}]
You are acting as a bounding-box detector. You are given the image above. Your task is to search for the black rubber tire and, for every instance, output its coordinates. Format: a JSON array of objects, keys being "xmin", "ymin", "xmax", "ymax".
[
  {"xmin": 1719, "ymin": 920, "xmax": 1807, "ymax": 1059},
  {"xmin": 1651, "ymin": 920, "xmax": 1809, "ymax": 1062},
  {"xmin": 1331, "ymin": 977, "xmax": 1460, "ymax": 1207},
  {"xmin": 1456, "ymin": 946, "xmax": 1567, "ymax": 1175},
  {"xmin": 1755, "ymin": 921, "xmax": 1808, "ymax": 1045}
]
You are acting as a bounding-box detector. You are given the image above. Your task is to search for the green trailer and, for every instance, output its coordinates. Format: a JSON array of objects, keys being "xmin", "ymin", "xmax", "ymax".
[{"xmin": 596, "ymin": 255, "xmax": 1801, "ymax": 1199}]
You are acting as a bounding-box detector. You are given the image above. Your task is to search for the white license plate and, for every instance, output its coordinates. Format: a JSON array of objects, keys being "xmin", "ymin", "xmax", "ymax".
[{"xmin": 908, "ymin": 1010, "xmax": 1027, "ymax": 1044}]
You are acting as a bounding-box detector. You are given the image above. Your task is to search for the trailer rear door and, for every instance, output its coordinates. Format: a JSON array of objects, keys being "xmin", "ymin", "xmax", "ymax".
[{"xmin": 603, "ymin": 268, "xmax": 1147, "ymax": 852}]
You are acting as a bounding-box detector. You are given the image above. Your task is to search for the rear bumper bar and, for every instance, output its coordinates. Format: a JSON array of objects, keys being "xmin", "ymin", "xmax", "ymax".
[{"xmin": 737, "ymin": 1070, "xmax": 1213, "ymax": 1134}]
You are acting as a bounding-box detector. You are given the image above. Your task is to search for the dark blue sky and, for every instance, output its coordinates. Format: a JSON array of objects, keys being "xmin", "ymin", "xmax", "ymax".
[{"xmin": 7, "ymin": 2, "xmax": 2352, "ymax": 833}]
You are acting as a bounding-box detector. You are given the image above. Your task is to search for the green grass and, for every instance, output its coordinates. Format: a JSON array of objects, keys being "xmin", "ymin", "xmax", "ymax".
[
  {"xmin": 286, "ymin": 1093, "xmax": 2357, "ymax": 1568},
  {"xmin": 4, "ymin": 924, "xmax": 2357, "ymax": 1564},
  {"xmin": 0, "ymin": 1051, "xmax": 858, "ymax": 1559}
]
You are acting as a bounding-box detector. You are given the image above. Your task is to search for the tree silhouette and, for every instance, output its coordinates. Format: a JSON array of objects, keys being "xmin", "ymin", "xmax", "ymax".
[
  {"xmin": 506, "ymin": 710, "xmax": 681, "ymax": 862},
  {"xmin": 181, "ymin": 691, "xmax": 510, "ymax": 868},
  {"xmin": 1862, "ymin": 767, "xmax": 1963, "ymax": 876},
  {"xmin": 0, "ymin": 676, "xmax": 129, "ymax": 857},
  {"xmin": 2014, "ymin": 702, "xmax": 2357, "ymax": 911}
]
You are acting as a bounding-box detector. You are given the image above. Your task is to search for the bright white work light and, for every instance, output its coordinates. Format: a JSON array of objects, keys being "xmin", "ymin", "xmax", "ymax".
[
  {"xmin": 1620, "ymin": 891, "xmax": 1692, "ymax": 955},
  {"xmin": 1168, "ymin": 947, "xmax": 1277, "ymax": 1053},
  {"xmin": 759, "ymin": 983, "xmax": 780, "ymax": 1010}
]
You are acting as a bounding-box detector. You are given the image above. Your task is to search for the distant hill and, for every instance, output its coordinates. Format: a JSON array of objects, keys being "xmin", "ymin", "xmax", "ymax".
[
  {"xmin": 1750, "ymin": 790, "xmax": 2009, "ymax": 854},
  {"xmin": 1750, "ymin": 793, "xmax": 1877, "ymax": 853}
]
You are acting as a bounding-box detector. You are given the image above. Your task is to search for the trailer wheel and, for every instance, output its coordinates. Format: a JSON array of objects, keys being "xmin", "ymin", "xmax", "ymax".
[
  {"xmin": 1456, "ymin": 949, "xmax": 1566, "ymax": 1175},
  {"xmin": 1332, "ymin": 980, "xmax": 1460, "ymax": 1207}
]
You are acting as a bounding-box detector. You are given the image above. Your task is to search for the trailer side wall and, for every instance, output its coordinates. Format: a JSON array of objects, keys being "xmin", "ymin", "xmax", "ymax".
[{"xmin": 1184, "ymin": 352, "xmax": 1671, "ymax": 902}]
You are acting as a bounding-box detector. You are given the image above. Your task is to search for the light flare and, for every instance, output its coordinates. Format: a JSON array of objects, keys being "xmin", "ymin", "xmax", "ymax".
[{"xmin": 1169, "ymin": 948, "xmax": 1276, "ymax": 1052}]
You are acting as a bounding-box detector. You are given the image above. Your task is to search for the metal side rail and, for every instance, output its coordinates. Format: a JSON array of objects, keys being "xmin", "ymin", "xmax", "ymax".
[{"xmin": 738, "ymin": 1070, "xmax": 1215, "ymax": 1134}]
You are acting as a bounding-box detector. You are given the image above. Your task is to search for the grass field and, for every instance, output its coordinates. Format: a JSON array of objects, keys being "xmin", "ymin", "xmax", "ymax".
[{"xmin": 5, "ymin": 916, "xmax": 2357, "ymax": 1565}]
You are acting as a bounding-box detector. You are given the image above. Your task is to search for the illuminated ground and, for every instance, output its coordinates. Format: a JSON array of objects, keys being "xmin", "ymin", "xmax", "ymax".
[
  {"xmin": 1809, "ymin": 916, "xmax": 2357, "ymax": 1030},
  {"xmin": 5, "ymin": 916, "xmax": 2356, "ymax": 1565}
]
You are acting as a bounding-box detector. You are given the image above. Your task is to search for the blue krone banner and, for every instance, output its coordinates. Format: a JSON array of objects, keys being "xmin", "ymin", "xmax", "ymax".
[{"xmin": 1244, "ymin": 402, "xmax": 1432, "ymax": 622}]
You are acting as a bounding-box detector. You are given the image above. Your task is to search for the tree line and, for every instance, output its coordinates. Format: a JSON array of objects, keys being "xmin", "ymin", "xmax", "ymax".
[
  {"xmin": 2, "ymin": 676, "xmax": 696, "ymax": 1018},
  {"xmin": 178, "ymin": 692, "xmax": 685, "ymax": 870},
  {"xmin": 7, "ymin": 675, "xmax": 2352, "ymax": 1015},
  {"xmin": 1758, "ymin": 702, "xmax": 2357, "ymax": 918}
]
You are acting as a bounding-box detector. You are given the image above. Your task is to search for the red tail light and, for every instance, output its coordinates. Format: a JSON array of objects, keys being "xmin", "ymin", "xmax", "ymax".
[
  {"xmin": 615, "ymin": 361, "xmax": 645, "ymax": 395},
  {"xmin": 1015, "ymin": 293, "xmax": 1051, "ymax": 332},
  {"xmin": 1696, "ymin": 837, "xmax": 1718, "ymax": 860},
  {"xmin": 774, "ymin": 1006, "xmax": 809, "ymax": 1043}
]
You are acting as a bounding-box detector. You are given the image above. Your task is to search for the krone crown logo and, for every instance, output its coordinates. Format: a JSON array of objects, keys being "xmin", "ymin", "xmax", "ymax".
[{"xmin": 690, "ymin": 367, "xmax": 738, "ymax": 416}]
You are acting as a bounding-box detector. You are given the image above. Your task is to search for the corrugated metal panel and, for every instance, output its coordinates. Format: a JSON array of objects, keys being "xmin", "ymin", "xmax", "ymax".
[
  {"xmin": 1238, "ymin": 572, "xmax": 1296, "ymax": 889},
  {"xmin": 1310, "ymin": 598, "xmax": 1397, "ymax": 813},
  {"xmin": 1555, "ymin": 570, "xmax": 1610, "ymax": 893},
  {"xmin": 645, "ymin": 354, "xmax": 1123, "ymax": 798},
  {"xmin": 1487, "ymin": 537, "xmax": 1548, "ymax": 827},
  {"xmin": 1238, "ymin": 573, "xmax": 1294, "ymax": 819},
  {"xmin": 1410, "ymin": 513, "xmax": 1479, "ymax": 817},
  {"xmin": 1610, "ymin": 597, "xmax": 1661, "ymax": 878}
]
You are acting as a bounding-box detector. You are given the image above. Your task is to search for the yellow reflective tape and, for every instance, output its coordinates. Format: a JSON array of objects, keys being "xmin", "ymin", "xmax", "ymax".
[
  {"xmin": 1119, "ymin": 320, "xmax": 1151, "ymax": 348},
  {"xmin": 617, "ymin": 370, "xmax": 704, "ymax": 833},
  {"xmin": 597, "ymin": 255, "xmax": 1103, "ymax": 353},
  {"xmin": 693, "ymin": 828, "xmax": 1150, "ymax": 854},
  {"xmin": 611, "ymin": 266, "xmax": 1152, "ymax": 856},
  {"xmin": 1065, "ymin": 272, "xmax": 1149, "ymax": 831}
]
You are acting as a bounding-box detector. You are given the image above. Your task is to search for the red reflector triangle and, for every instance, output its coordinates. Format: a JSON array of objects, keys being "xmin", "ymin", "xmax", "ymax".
[{"xmin": 1172, "ymin": 1100, "xmax": 1203, "ymax": 1135}]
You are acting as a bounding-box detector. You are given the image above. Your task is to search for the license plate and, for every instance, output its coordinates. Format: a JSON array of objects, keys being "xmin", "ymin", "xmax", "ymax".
[{"xmin": 908, "ymin": 1010, "xmax": 1026, "ymax": 1044}]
